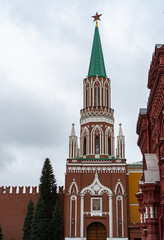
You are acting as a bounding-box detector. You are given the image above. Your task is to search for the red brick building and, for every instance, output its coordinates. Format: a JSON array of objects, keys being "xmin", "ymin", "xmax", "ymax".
[
  {"xmin": 0, "ymin": 15, "xmax": 143, "ymax": 240},
  {"xmin": 136, "ymin": 44, "xmax": 164, "ymax": 240},
  {"xmin": 64, "ymin": 18, "xmax": 129, "ymax": 240}
]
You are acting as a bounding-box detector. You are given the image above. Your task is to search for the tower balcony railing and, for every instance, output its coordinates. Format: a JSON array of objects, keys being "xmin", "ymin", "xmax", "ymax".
[{"xmin": 80, "ymin": 106, "xmax": 114, "ymax": 119}]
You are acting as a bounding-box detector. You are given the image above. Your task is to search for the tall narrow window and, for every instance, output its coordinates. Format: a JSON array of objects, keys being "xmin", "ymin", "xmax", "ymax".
[
  {"xmin": 84, "ymin": 138, "xmax": 86, "ymax": 155},
  {"xmin": 86, "ymin": 88, "xmax": 89, "ymax": 107},
  {"xmin": 108, "ymin": 137, "xmax": 111, "ymax": 155},
  {"xmin": 105, "ymin": 88, "xmax": 108, "ymax": 107},
  {"xmin": 95, "ymin": 136, "xmax": 99, "ymax": 154},
  {"xmin": 95, "ymin": 87, "xmax": 99, "ymax": 106}
]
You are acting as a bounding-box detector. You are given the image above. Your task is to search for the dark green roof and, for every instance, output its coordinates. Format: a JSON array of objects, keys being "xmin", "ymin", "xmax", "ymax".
[{"xmin": 88, "ymin": 25, "xmax": 106, "ymax": 78}]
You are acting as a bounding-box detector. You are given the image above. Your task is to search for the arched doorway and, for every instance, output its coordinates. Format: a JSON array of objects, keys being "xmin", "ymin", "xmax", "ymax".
[{"xmin": 87, "ymin": 222, "xmax": 107, "ymax": 240}]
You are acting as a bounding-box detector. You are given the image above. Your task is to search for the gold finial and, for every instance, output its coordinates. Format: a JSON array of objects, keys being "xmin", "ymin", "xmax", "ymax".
[{"xmin": 92, "ymin": 12, "xmax": 102, "ymax": 27}]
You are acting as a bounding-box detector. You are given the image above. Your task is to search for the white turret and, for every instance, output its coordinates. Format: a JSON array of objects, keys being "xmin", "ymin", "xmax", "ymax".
[
  {"xmin": 117, "ymin": 123, "xmax": 125, "ymax": 159},
  {"xmin": 69, "ymin": 123, "xmax": 78, "ymax": 158}
]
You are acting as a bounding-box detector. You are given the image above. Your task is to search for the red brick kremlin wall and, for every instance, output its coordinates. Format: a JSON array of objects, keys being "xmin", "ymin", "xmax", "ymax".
[{"xmin": 0, "ymin": 186, "xmax": 64, "ymax": 240}]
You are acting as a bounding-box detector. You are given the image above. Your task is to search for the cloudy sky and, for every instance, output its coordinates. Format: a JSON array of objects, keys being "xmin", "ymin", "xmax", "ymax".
[{"xmin": 0, "ymin": 0, "xmax": 163, "ymax": 187}]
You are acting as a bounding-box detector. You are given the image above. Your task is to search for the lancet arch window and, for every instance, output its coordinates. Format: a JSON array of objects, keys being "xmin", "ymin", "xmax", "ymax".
[
  {"xmin": 95, "ymin": 136, "xmax": 100, "ymax": 154},
  {"xmin": 95, "ymin": 86, "xmax": 100, "ymax": 106},
  {"xmin": 84, "ymin": 138, "xmax": 87, "ymax": 155},
  {"xmin": 91, "ymin": 125, "xmax": 103, "ymax": 155},
  {"xmin": 86, "ymin": 88, "xmax": 89, "ymax": 107},
  {"xmin": 105, "ymin": 126, "xmax": 113, "ymax": 156},
  {"xmin": 105, "ymin": 88, "xmax": 109, "ymax": 107},
  {"xmin": 108, "ymin": 137, "xmax": 111, "ymax": 155},
  {"xmin": 81, "ymin": 126, "xmax": 89, "ymax": 156}
]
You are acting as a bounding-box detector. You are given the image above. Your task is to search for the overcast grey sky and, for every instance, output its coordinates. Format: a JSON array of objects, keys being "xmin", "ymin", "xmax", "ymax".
[{"xmin": 0, "ymin": 0, "xmax": 163, "ymax": 187}]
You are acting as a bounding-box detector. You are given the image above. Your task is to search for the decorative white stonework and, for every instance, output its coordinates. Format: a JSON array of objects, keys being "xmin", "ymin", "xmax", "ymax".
[
  {"xmin": 144, "ymin": 211, "xmax": 146, "ymax": 223},
  {"xmin": 69, "ymin": 179, "xmax": 79, "ymax": 194},
  {"xmin": 80, "ymin": 174, "xmax": 113, "ymax": 238},
  {"xmin": 114, "ymin": 179, "xmax": 125, "ymax": 194},
  {"xmin": 67, "ymin": 166, "xmax": 126, "ymax": 174},
  {"xmin": 92, "ymin": 183, "xmax": 101, "ymax": 192},
  {"xmin": 140, "ymin": 213, "xmax": 143, "ymax": 223},
  {"xmin": 150, "ymin": 206, "xmax": 154, "ymax": 218},
  {"xmin": 80, "ymin": 115, "xmax": 114, "ymax": 124},
  {"xmin": 81, "ymin": 173, "xmax": 112, "ymax": 196},
  {"xmin": 84, "ymin": 211, "xmax": 109, "ymax": 216},
  {"xmin": 145, "ymin": 207, "xmax": 148, "ymax": 219}
]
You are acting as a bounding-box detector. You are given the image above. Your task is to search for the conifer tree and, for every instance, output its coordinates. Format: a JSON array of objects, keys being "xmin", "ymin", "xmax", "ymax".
[
  {"xmin": 23, "ymin": 199, "xmax": 34, "ymax": 240},
  {"xmin": 30, "ymin": 196, "xmax": 48, "ymax": 240},
  {"xmin": 39, "ymin": 158, "xmax": 57, "ymax": 221},
  {"xmin": 49, "ymin": 203, "xmax": 62, "ymax": 240},
  {"xmin": 0, "ymin": 225, "xmax": 3, "ymax": 240}
]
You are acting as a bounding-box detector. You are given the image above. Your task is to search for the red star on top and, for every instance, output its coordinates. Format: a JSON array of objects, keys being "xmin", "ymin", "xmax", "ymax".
[{"xmin": 92, "ymin": 12, "xmax": 102, "ymax": 22}]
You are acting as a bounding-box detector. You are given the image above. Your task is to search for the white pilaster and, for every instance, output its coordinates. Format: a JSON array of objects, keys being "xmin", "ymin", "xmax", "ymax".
[
  {"xmin": 70, "ymin": 196, "xmax": 72, "ymax": 236},
  {"xmin": 109, "ymin": 195, "xmax": 113, "ymax": 238},
  {"xmin": 122, "ymin": 196, "xmax": 124, "ymax": 237},
  {"xmin": 75, "ymin": 196, "xmax": 77, "ymax": 237},
  {"xmin": 80, "ymin": 195, "xmax": 84, "ymax": 238}
]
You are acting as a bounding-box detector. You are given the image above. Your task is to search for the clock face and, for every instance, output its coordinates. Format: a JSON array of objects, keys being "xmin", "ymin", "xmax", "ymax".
[{"xmin": 92, "ymin": 199, "xmax": 100, "ymax": 210}]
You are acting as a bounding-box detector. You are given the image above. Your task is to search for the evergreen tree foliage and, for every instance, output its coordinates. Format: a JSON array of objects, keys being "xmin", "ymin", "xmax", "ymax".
[
  {"xmin": 30, "ymin": 196, "xmax": 48, "ymax": 240},
  {"xmin": 23, "ymin": 199, "xmax": 34, "ymax": 240},
  {"xmin": 49, "ymin": 203, "xmax": 62, "ymax": 240},
  {"xmin": 40, "ymin": 158, "xmax": 57, "ymax": 221},
  {"xmin": 0, "ymin": 225, "xmax": 3, "ymax": 240}
]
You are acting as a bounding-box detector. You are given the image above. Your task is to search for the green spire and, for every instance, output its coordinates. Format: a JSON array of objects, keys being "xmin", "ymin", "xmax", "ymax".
[{"xmin": 88, "ymin": 25, "xmax": 106, "ymax": 78}]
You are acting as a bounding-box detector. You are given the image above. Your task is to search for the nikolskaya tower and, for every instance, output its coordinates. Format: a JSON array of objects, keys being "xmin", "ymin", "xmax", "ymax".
[{"xmin": 64, "ymin": 13, "xmax": 128, "ymax": 240}]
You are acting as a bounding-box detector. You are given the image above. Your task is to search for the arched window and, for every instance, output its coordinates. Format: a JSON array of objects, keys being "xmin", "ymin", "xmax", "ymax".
[
  {"xmin": 83, "ymin": 138, "xmax": 86, "ymax": 155},
  {"xmin": 86, "ymin": 88, "xmax": 89, "ymax": 107},
  {"xmin": 108, "ymin": 137, "xmax": 111, "ymax": 155},
  {"xmin": 105, "ymin": 88, "xmax": 108, "ymax": 107},
  {"xmin": 95, "ymin": 86, "xmax": 99, "ymax": 106},
  {"xmin": 95, "ymin": 136, "xmax": 99, "ymax": 154}
]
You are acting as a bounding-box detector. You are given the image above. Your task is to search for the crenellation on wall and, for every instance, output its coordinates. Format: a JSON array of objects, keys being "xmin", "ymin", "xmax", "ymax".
[
  {"xmin": 12, "ymin": 186, "xmax": 17, "ymax": 194},
  {"xmin": 25, "ymin": 186, "xmax": 30, "ymax": 194},
  {"xmin": 0, "ymin": 186, "xmax": 40, "ymax": 195},
  {"xmin": 59, "ymin": 186, "xmax": 64, "ymax": 194}
]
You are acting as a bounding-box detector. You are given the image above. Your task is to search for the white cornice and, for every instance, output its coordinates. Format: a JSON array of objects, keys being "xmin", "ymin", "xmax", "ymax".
[
  {"xmin": 67, "ymin": 163, "xmax": 126, "ymax": 166},
  {"xmin": 80, "ymin": 116, "xmax": 114, "ymax": 125},
  {"xmin": 67, "ymin": 166, "xmax": 126, "ymax": 174}
]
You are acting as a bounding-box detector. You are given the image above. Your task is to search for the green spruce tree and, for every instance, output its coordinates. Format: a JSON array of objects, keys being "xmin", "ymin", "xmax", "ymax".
[
  {"xmin": 30, "ymin": 196, "xmax": 48, "ymax": 240},
  {"xmin": 39, "ymin": 158, "xmax": 57, "ymax": 221},
  {"xmin": 49, "ymin": 203, "xmax": 62, "ymax": 240},
  {"xmin": 23, "ymin": 199, "xmax": 34, "ymax": 240},
  {"xmin": 0, "ymin": 225, "xmax": 3, "ymax": 240}
]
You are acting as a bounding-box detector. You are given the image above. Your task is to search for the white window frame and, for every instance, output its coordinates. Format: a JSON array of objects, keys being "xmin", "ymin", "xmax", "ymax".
[{"xmin": 91, "ymin": 197, "xmax": 102, "ymax": 212}]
